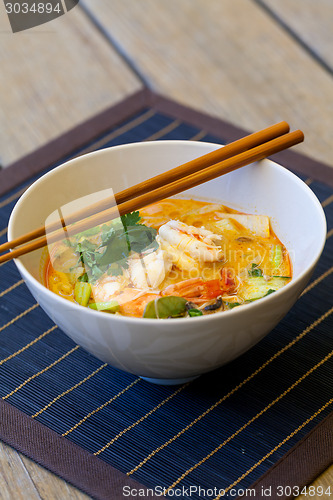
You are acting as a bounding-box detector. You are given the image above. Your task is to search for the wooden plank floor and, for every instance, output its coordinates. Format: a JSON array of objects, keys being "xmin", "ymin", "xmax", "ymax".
[
  {"xmin": 261, "ymin": 0, "xmax": 333, "ymax": 71},
  {"xmin": 0, "ymin": 4, "xmax": 142, "ymax": 167},
  {"xmin": 1, "ymin": 0, "xmax": 332, "ymax": 498},
  {"xmin": 74, "ymin": 0, "xmax": 333, "ymax": 167}
]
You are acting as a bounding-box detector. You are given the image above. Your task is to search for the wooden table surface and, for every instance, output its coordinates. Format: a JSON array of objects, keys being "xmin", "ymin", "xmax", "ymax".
[{"xmin": 0, "ymin": 1, "xmax": 332, "ymax": 498}]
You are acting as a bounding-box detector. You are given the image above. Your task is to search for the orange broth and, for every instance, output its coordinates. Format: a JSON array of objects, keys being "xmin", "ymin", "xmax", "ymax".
[{"xmin": 44, "ymin": 198, "xmax": 291, "ymax": 316}]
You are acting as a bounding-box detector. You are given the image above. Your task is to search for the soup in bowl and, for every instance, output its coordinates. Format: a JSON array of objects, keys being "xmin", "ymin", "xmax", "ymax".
[{"xmin": 8, "ymin": 141, "xmax": 326, "ymax": 384}]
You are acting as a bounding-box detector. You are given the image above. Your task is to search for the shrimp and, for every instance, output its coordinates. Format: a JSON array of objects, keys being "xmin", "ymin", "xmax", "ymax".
[
  {"xmin": 162, "ymin": 278, "xmax": 222, "ymax": 305},
  {"xmin": 92, "ymin": 275, "xmax": 159, "ymax": 317},
  {"xmin": 162, "ymin": 268, "xmax": 236, "ymax": 305},
  {"xmin": 91, "ymin": 271, "xmax": 131, "ymax": 303},
  {"xmin": 117, "ymin": 288, "xmax": 160, "ymax": 317},
  {"xmin": 220, "ymin": 267, "xmax": 237, "ymax": 291},
  {"xmin": 128, "ymin": 249, "xmax": 172, "ymax": 289},
  {"xmin": 158, "ymin": 220, "xmax": 224, "ymax": 269}
]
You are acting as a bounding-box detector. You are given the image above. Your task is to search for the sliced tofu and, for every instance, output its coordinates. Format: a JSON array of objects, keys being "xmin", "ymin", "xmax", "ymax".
[{"xmin": 214, "ymin": 218, "xmax": 239, "ymax": 235}]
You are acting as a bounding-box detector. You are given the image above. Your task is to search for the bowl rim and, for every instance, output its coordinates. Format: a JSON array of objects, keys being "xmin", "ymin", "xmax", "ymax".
[{"xmin": 8, "ymin": 139, "xmax": 327, "ymax": 325}]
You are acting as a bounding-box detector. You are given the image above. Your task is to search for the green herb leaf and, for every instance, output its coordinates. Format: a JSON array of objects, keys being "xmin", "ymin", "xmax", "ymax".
[
  {"xmin": 143, "ymin": 296, "xmax": 187, "ymax": 319},
  {"xmin": 77, "ymin": 226, "xmax": 101, "ymax": 238},
  {"xmin": 100, "ymin": 225, "xmax": 116, "ymax": 246},
  {"xmin": 78, "ymin": 273, "xmax": 88, "ymax": 282},
  {"xmin": 97, "ymin": 224, "xmax": 157, "ymax": 266},
  {"xmin": 226, "ymin": 302, "xmax": 241, "ymax": 309},
  {"xmin": 121, "ymin": 211, "xmax": 141, "ymax": 227},
  {"xmin": 188, "ymin": 308, "xmax": 203, "ymax": 317},
  {"xmin": 248, "ymin": 263, "xmax": 263, "ymax": 277},
  {"xmin": 64, "ymin": 211, "xmax": 158, "ymax": 283},
  {"xmin": 96, "ymin": 234, "xmax": 129, "ymax": 266}
]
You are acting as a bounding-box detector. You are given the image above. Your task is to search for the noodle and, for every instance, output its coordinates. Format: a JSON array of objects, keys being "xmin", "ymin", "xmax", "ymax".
[{"xmin": 44, "ymin": 198, "xmax": 291, "ymax": 318}]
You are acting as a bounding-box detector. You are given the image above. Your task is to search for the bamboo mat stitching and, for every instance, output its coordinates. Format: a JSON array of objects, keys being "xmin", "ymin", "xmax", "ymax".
[
  {"xmin": 3, "ymin": 345, "xmax": 80, "ymax": 400},
  {"xmin": 0, "ymin": 261, "xmax": 331, "ymax": 456},
  {"xmin": 164, "ymin": 345, "xmax": 333, "ymax": 490},
  {"xmin": 33, "ymin": 376, "xmax": 139, "ymax": 421},
  {"xmin": 124, "ymin": 305, "xmax": 333, "ymax": 476},
  {"xmin": 1, "ymin": 228, "xmax": 332, "ymax": 487},
  {"xmin": 0, "ymin": 109, "xmax": 332, "ymax": 492},
  {"xmin": 214, "ymin": 396, "xmax": 333, "ymax": 500},
  {"xmin": 92, "ymin": 383, "xmax": 190, "ymax": 452}
]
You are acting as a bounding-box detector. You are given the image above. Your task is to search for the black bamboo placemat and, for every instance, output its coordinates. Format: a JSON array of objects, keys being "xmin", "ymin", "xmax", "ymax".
[{"xmin": 0, "ymin": 90, "xmax": 332, "ymax": 500}]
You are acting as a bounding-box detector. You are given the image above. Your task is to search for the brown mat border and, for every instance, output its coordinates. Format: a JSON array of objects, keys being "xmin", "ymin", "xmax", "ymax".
[
  {"xmin": 0, "ymin": 399, "xmax": 157, "ymax": 500},
  {"xmin": 246, "ymin": 411, "xmax": 333, "ymax": 500},
  {"xmin": 0, "ymin": 90, "xmax": 332, "ymax": 498}
]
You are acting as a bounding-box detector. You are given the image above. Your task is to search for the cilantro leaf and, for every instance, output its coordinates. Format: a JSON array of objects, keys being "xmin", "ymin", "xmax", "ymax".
[
  {"xmin": 121, "ymin": 211, "xmax": 141, "ymax": 227},
  {"xmin": 64, "ymin": 211, "xmax": 158, "ymax": 283},
  {"xmin": 248, "ymin": 263, "xmax": 263, "ymax": 277}
]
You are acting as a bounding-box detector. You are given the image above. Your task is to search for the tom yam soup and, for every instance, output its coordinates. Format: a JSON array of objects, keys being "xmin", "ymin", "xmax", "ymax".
[{"xmin": 44, "ymin": 198, "xmax": 291, "ymax": 318}]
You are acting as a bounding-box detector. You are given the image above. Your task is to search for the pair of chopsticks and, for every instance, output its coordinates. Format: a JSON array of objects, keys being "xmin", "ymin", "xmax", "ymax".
[{"xmin": 0, "ymin": 122, "xmax": 303, "ymax": 264}]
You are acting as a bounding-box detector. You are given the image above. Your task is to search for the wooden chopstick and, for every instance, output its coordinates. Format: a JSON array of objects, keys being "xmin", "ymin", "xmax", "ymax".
[
  {"xmin": 0, "ymin": 121, "xmax": 289, "ymax": 256},
  {"xmin": 0, "ymin": 127, "xmax": 303, "ymax": 264}
]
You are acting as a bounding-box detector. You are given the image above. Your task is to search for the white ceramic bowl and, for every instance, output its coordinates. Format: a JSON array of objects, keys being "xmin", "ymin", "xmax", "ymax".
[{"xmin": 8, "ymin": 141, "xmax": 326, "ymax": 384}]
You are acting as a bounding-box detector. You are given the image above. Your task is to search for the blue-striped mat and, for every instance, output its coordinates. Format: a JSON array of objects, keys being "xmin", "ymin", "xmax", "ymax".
[{"xmin": 0, "ymin": 98, "xmax": 332, "ymax": 500}]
